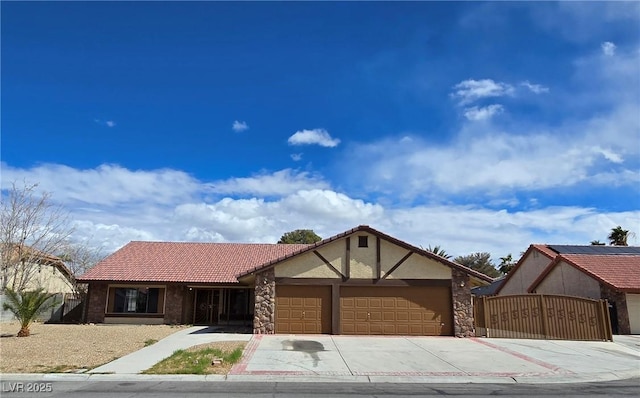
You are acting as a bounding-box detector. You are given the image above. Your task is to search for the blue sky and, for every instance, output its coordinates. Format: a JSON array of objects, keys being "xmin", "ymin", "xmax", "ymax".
[{"xmin": 2, "ymin": 1, "xmax": 639, "ymax": 261}]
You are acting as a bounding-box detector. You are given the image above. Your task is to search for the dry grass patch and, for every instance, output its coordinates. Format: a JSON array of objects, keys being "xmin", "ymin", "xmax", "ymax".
[
  {"xmin": 0, "ymin": 321, "xmax": 187, "ymax": 373},
  {"xmin": 143, "ymin": 341, "xmax": 246, "ymax": 375}
]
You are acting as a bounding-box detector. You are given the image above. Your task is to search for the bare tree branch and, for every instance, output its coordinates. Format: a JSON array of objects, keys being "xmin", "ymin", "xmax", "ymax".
[{"xmin": 1, "ymin": 181, "xmax": 74, "ymax": 292}]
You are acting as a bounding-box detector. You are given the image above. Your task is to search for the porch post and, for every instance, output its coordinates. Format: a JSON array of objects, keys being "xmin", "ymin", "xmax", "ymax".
[
  {"xmin": 451, "ymin": 269, "xmax": 474, "ymax": 337},
  {"xmin": 253, "ymin": 269, "xmax": 275, "ymax": 334}
]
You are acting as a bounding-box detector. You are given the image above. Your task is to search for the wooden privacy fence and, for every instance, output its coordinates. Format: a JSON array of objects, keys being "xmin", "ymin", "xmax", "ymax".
[{"xmin": 474, "ymin": 294, "xmax": 612, "ymax": 341}]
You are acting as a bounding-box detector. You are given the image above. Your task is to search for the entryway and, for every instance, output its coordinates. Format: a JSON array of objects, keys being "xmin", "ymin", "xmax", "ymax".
[{"xmin": 193, "ymin": 289, "xmax": 220, "ymax": 325}]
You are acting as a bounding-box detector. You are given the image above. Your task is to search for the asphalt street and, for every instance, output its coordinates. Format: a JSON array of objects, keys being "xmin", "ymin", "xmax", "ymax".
[{"xmin": 1, "ymin": 379, "xmax": 639, "ymax": 398}]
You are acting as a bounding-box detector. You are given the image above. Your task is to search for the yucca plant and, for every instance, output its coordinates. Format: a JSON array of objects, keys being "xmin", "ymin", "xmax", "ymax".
[{"xmin": 2, "ymin": 288, "xmax": 58, "ymax": 337}]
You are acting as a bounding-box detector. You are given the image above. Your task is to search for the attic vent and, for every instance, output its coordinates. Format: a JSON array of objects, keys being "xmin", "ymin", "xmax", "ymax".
[{"xmin": 358, "ymin": 236, "xmax": 368, "ymax": 248}]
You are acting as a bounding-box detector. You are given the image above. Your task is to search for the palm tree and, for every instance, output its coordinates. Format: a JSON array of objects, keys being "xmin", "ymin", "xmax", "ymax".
[
  {"xmin": 2, "ymin": 288, "xmax": 58, "ymax": 337},
  {"xmin": 608, "ymin": 226, "xmax": 629, "ymax": 246},
  {"xmin": 590, "ymin": 240, "xmax": 606, "ymax": 245},
  {"xmin": 425, "ymin": 245, "xmax": 451, "ymax": 259},
  {"xmin": 498, "ymin": 254, "xmax": 516, "ymax": 274}
]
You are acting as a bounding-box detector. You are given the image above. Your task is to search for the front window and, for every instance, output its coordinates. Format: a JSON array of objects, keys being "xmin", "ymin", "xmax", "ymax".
[{"xmin": 108, "ymin": 287, "xmax": 164, "ymax": 314}]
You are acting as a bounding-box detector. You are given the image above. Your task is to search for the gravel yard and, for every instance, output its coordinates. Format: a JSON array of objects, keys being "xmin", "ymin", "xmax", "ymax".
[{"xmin": 0, "ymin": 321, "xmax": 187, "ymax": 373}]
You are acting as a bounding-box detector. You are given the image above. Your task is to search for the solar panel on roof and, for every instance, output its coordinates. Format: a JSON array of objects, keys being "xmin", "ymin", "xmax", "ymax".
[{"xmin": 548, "ymin": 245, "xmax": 640, "ymax": 255}]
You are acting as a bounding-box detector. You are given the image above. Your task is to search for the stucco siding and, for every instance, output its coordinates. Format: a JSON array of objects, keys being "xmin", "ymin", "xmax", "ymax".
[
  {"xmin": 349, "ymin": 232, "xmax": 377, "ymax": 278},
  {"xmin": 499, "ymin": 252, "xmax": 550, "ymax": 295},
  {"xmin": 534, "ymin": 262, "xmax": 601, "ymax": 299},
  {"xmin": 274, "ymin": 233, "xmax": 453, "ymax": 280},
  {"xmin": 274, "ymin": 248, "xmax": 343, "ymax": 278},
  {"xmin": 384, "ymin": 254, "xmax": 452, "ymax": 279},
  {"xmin": 4, "ymin": 265, "xmax": 74, "ymax": 294}
]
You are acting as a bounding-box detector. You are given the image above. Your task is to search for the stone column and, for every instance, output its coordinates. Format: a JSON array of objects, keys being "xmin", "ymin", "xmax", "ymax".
[
  {"xmin": 253, "ymin": 268, "xmax": 275, "ymax": 334},
  {"xmin": 600, "ymin": 284, "xmax": 629, "ymax": 334},
  {"xmin": 451, "ymin": 269, "xmax": 474, "ymax": 337}
]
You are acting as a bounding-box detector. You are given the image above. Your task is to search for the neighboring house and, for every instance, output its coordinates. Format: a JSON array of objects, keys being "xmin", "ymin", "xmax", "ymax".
[
  {"xmin": 78, "ymin": 225, "xmax": 492, "ymax": 337},
  {"xmin": 495, "ymin": 244, "xmax": 558, "ymax": 296},
  {"xmin": 496, "ymin": 244, "xmax": 640, "ymax": 334},
  {"xmin": 0, "ymin": 244, "xmax": 75, "ymax": 294},
  {"xmin": 0, "ymin": 245, "xmax": 76, "ymax": 323},
  {"xmin": 471, "ymin": 276, "xmax": 505, "ymax": 297}
]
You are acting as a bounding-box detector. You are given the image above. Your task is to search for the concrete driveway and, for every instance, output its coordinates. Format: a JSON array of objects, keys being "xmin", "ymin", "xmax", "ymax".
[{"xmin": 228, "ymin": 335, "xmax": 640, "ymax": 383}]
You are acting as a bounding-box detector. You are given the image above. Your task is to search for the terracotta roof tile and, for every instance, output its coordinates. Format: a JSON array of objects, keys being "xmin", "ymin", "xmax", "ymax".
[
  {"xmin": 531, "ymin": 244, "xmax": 559, "ymax": 259},
  {"xmin": 78, "ymin": 225, "xmax": 494, "ymax": 285},
  {"xmin": 77, "ymin": 242, "xmax": 310, "ymax": 284}
]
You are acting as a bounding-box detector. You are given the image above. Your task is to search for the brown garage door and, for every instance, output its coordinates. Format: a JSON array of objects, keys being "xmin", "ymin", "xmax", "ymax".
[
  {"xmin": 275, "ymin": 285, "xmax": 331, "ymax": 334},
  {"xmin": 340, "ymin": 286, "xmax": 452, "ymax": 336}
]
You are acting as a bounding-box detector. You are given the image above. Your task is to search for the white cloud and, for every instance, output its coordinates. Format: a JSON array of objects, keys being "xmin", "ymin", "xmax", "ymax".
[
  {"xmin": 531, "ymin": 2, "xmax": 640, "ymax": 43},
  {"xmin": 520, "ymin": 81, "xmax": 550, "ymax": 94},
  {"xmin": 595, "ymin": 147, "xmax": 623, "ymax": 164},
  {"xmin": 451, "ymin": 79, "xmax": 514, "ymax": 105},
  {"xmin": 2, "ymin": 162, "xmax": 638, "ymax": 260},
  {"xmin": 342, "ymin": 116, "xmax": 639, "ymax": 198},
  {"xmin": 291, "ymin": 153, "xmax": 303, "ymax": 161},
  {"xmin": 601, "ymin": 41, "xmax": 617, "ymax": 56},
  {"xmin": 463, "ymin": 104, "xmax": 504, "ymax": 121},
  {"xmin": 343, "ymin": 44, "xmax": 640, "ymax": 199},
  {"xmin": 232, "ymin": 120, "xmax": 249, "ymax": 132},
  {"xmin": 209, "ymin": 169, "xmax": 329, "ymax": 196},
  {"xmin": 0, "ymin": 163, "xmax": 199, "ymax": 206},
  {"xmin": 288, "ymin": 128, "xmax": 341, "ymax": 147},
  {"xmin": 94, "ymin": 119, "xmax": 116, "ymax": 128}
]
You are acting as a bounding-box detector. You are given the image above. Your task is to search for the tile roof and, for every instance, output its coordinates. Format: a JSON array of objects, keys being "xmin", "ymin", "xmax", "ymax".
[
  {"xmin": 529, "ymin": 254, "xmax": 640, "ymax": 293},
  {"xmin": 531, "ymin": 244, "xmax": 559, "ymax": 259},
  {"xmin": 78, "ymin": 225, "xmax": 495, "ymax": 285},
  {"xmin": 77, "ymin": 242, "xmax": 310, "ymax": 284}
]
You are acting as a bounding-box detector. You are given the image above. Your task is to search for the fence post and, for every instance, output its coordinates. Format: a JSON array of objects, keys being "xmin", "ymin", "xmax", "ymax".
[
  {"xmin": 539, "ymin": 294, "xmax": 549, "ymax": 339},
  {"xmin": 482, "ymin": 297, "xmax": 491, "ymax": 338},
  {"xmin": 600, "ymin": 299, "xmax": 613, "ymax": 341}
]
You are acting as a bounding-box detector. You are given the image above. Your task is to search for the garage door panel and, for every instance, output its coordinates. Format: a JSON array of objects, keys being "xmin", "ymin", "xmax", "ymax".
[
  {"xmin": 276, "ymin": 285, "xmax": 331, "ymax": 334},
  {"xmin": 369, "ymin": 298, "xmax": 382, "ymax": 308},
  {"xmin": 396, "ymin": 311, "xmax": 409, "ymax": 322},
  {"xmin": 382, "ymin": 311, "xmax": 395, "ymax": 321},
  {"xmin": 342, "ymin": 310, "xmax": 355, "ymax": 321},
  {"xmin": 355, "ymin": 311, "xmax": 369, "ymax": 321},
  {"xmin": 340, "ymin": 286, "xmax": 452, "ymax": 336}
]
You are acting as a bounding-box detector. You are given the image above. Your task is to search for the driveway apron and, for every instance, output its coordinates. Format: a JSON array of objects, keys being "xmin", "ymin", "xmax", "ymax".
[{"xmin": 229, "ymin": 334, "xmax": 640, "ymax": 383}]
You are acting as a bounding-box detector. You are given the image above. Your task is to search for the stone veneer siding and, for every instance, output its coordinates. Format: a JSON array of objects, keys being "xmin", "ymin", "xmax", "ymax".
[
  {"xmin": 86, "ymin": 283, "xmax": 107, "ymax": 323},
  {"xmin": 164, "ymin": 284, "xmax": 185, "ymax": 324},
  {"xmin": 600, "ymin": 284, "xmax": 630, "ymax": 334},
  {"xmin": 253, "ymin": 268, "xmax": 275, "ymax": 334},
  {"xmin": 451, "ymin": 269, "xmax": 474, "ymax": 337}
]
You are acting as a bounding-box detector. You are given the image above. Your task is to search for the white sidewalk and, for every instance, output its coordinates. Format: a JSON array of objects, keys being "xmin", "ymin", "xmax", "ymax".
[{"xmin": 88, "ymin": 326, "xmax": 251, "ymax": 374}]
